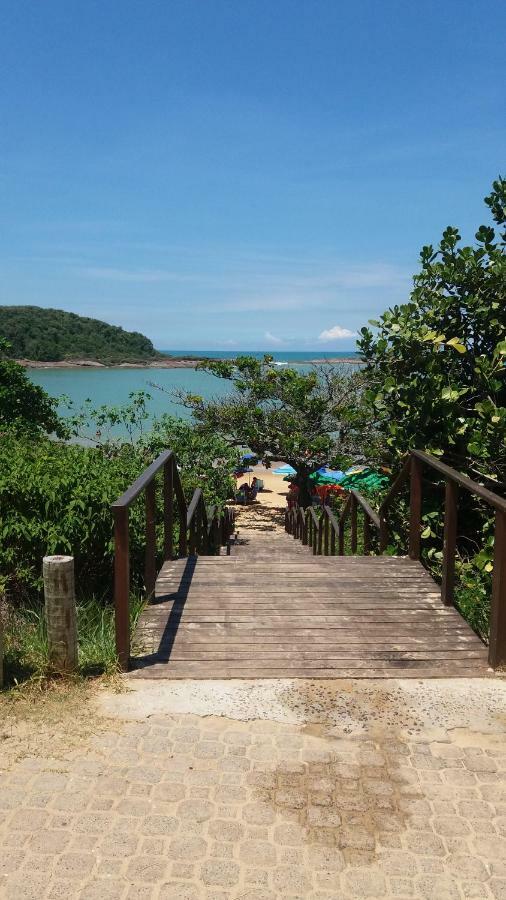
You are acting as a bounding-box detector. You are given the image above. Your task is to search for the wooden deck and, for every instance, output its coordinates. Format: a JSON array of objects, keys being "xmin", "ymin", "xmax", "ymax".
[{"xmin": 131, "ymin": 530, "xmax": 490, "ymax": 678}]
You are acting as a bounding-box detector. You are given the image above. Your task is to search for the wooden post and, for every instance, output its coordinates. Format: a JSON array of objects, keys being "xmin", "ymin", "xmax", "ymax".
[
  {"xmin": 144, "ymin": 480, "xmax": 156, "ymax": 598},
  {"xmin": 113, "ymin": 506, "xmax": 130, "ymax": 669},
  {"xmin": 312, "ymin": 517, "xmax": 318, "ymax": 555},
  {"xmin": 351, "ymin": 495, "xmax": 358, "ymax": 554},
  {"xmin": 302, "ymin": 512, "xmax": 308, "ymax": 545},
  {"xmin": 43, "ymin": 555, "xmax": 78, "ymax": 673},
  {"xmin": 338, "ymin": 522, "xmax": 344, "ymax": 555},
  {"xmin": 363, "ymin": 515, "xmax": 371, "ymax": 555},
  {"xmin": 441, "ymin": 479, "xmax": 458, "ymax": 606},
  {"xmin": 409, "ymin": 455, "xmax": 423, "ymax": 560},
  {"xmin": 323, "ymin": 510, "xmax": 329, "ymax": 555},
  {"xmin": 163, "ymin": 459, "xmax": 174, "ymax": 561},
  {"xmin": 379, "ymin": 513, "xmax": 388, "ymax": 553},
  {"xmin": 212, "ymin": 515, "xmax": 221, "ymax": 555},
  {"xmin": 317, "ymin": 515, "xmax": 323, "ymax": 555},
  {"xmin": 489, "ymin": 509, "xmax": 506, "ymax": 669},
  {"xmin": 330, "ymin": 520, "xmax": 336, "ymax": 556},
  {"xmin": 189, "ymin": 516, "xmax": 197, "ymax": 556}
]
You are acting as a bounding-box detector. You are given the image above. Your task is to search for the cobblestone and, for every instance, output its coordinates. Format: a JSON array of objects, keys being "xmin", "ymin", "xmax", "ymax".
[{"xmin": 1, "ymin": 683, "xmax": 506, "ymax": 899}]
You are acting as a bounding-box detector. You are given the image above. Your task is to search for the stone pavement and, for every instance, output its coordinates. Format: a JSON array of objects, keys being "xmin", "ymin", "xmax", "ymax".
[{"xmin": 1, "ymin": 678, "xmax": 506, "ymax": 899}]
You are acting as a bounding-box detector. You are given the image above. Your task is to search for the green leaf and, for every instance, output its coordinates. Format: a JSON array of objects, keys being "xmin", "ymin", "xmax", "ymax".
[{"xmin": 446, "ymin": 337, "xmax": 466, "ymax": 353}]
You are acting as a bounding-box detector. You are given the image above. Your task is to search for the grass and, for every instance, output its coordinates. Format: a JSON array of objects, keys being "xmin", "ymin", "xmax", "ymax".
[{"xmin": 1, "ymin": 595, "xmax": 145, "ymax": 688}]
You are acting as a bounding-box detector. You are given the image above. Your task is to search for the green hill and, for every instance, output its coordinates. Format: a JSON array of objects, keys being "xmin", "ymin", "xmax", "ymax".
[{"xmin": 0, "ymin": 306, "xmax": 161, "ymax": 363}]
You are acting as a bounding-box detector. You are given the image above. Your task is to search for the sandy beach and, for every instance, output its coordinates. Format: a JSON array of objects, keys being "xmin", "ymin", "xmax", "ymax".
[{"xmin": 17, "ymin": 356, "xmax": 362, "ymax": 369}]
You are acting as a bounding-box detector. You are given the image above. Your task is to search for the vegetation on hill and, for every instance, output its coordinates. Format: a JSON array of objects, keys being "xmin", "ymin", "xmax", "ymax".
[{"xmin": 0, "ymin": 305, "xmax": 160, "ymax": 363}]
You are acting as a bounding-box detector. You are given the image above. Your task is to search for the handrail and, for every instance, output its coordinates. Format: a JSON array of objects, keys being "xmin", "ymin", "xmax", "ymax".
[
  {"xmin": 379, "ymin": 450, "xmax": 506, "ymax": 668},
  {"xmin": 111, "ymin": 450, "xmax": 235, "ymax": 669},
  {"xmin": 284, "ymin": 449, "xmax": 506, "ymax": 668},
  {"xmin": 186, "ymin": 487, "xmax": 203, "ymax": 528},
  {"xmin": 378, "ymin": 456, "xmax": 411, "ymax": 517},
  {"xmin": 112, "ymin": 449, "xmax": 174, "ymax": 509},
  {"xmin": 352, "ymin": 490, "xmax": 380, "ymax": 529},
  {"xmin": 412, "ymin": 450, "xmax": 506, "ymax": 512}
]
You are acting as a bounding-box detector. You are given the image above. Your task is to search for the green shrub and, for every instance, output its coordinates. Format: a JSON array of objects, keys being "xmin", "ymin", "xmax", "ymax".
[
  {"xmin": 0, "ymin": 435, "xmax": 146, "ymax": 601},
  {"xmin": 1, "ymin": 595, "xmax": 145, "ymax": 685}
]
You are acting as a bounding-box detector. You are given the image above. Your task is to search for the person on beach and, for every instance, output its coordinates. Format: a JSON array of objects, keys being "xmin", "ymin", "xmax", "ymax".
[{"xmin": 287, "ymin": 482, "xmax": 299, "ymax": 508}]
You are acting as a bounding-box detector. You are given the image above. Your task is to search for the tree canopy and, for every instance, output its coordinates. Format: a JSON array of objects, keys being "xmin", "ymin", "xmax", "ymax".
[
  {"xmin": 178, "ymin": 355, "xmax": 365, "ymax": 505},
  {"xmin": 0, "ymin": 306, "xmax": 160, "ymax": 363},
  {"xmin": 358, "ymin": 176, "xmax": 506, "ymax": 485}
]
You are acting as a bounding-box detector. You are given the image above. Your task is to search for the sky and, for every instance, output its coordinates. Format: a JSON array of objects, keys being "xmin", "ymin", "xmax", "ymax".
[{"xmin": 1, "ymin": 1, "xmax": 504, "ymax": 351}]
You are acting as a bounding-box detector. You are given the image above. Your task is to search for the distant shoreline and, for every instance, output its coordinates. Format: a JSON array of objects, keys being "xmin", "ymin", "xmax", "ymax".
[{"xmin": 18, "ymin": 356, "xmax": 362, "ymax": 369}]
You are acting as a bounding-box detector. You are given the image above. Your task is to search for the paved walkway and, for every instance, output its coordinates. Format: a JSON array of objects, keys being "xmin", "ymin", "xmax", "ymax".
[{"xmin": 1, "ymin": 676, "xmax": 506, "ymax": 899}]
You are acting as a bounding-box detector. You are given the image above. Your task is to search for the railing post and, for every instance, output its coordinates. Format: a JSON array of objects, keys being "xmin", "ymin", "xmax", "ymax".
[
  {"xmin": 441, "ymin": 479, "xmax": 458, "ymax": 606},
  {"xmin": 323, "ymin": 509, "xmax": 329, "ymax": 555},
  {"xmin": 350, "ymin": 494, "xmax": 358, "ymax": 554},
  {"xmin": 302, "ymin": 511, "xmax": 308, "ymax": 545},
  {"xmin": 489, "ymin": 509, "xmax": 506, "ymax": 669},
  {"xmin": 317, "ymin": 514, "xmax": 323, "ymax": 555},
  {"xmin": 330, "ymin": 519, "xmax": 336, "ymax": 556},
  {"xmin": 144, "ymin": 480, "xmax": 156, "ymax": 598},
  {"xmin": 379, "ymin": 513, "xmax": 388, "ymax": 553},
  {"xmin": 409, "ymin": 455, "xmax": 423, "ymax": 560},
  {"xmin": 163, "ymin": 458, "xmax": 174, "ymax": 561},
  {"xmin": 363, "ymin": 514, "xmax": 371, "ymax": 555},
  {"xmin": 338, "ymin": 521, "xmax": 344, "ymax": 555},
  {"xmin": 113, "ymin": 506, "xmax": 130, "ymax": 670},
  {"xmin": 212, "ymin": 514, "xmax": 221, "ymax": 555},
  {"xmin": 178, "ymin": 501, "xmax": 187, "ymax": 557},
  {"xmin": 189, "ymin": 514, "xmax": 197, "ymax": 555}
]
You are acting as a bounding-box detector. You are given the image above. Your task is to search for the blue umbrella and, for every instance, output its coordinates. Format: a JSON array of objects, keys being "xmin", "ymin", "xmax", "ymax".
[{"xmin": 273, "ymin": 464, "xmax": 297, "ymax": 475}]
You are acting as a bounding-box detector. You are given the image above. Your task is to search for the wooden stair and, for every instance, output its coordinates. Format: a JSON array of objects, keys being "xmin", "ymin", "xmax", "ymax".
[{"xmin": 130, "ymin": 527, "xmax": 490, "ymax": 679}]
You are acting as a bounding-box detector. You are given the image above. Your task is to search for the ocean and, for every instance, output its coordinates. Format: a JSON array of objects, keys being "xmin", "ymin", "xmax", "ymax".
[{"xmin": 28, "ymin": 350, "xmax": 360, "ymax": 430}]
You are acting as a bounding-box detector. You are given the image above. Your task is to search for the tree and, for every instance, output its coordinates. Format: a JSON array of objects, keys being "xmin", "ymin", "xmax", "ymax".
[
  {"xmin": 178, "ymin": 356, "xmax": 364, "ymax": 506},
  {"xmin": 0, "ymin": 339, "xmax": 66, "ymax": 438},
  {"xmin": 357, "ymin": 177, "xmax": 506, "ymax": 484}
]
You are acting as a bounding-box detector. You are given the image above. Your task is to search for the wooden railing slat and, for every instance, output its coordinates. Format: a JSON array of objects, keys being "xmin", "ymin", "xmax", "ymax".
[{"xmin": 441, "ymin": 479, "xmax": 458, "ymax": 606}]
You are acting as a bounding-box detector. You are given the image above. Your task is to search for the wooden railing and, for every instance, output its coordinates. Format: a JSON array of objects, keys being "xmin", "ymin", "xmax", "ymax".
[
  {"xmin": 111, "ymin": 450, "xmax": 235, "ymax": 669},
  {"xmin": 285, "ymin": 450, "xmax": 506, "ymax": 668},
  {"xmin": 285, "ymin": 489, "xmax": 380, "ymax": 558}
]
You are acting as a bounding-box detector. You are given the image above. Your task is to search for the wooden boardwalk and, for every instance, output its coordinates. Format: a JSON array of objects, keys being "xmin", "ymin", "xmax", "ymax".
[{"xmin": 131, "ymin": 527, "xmax": 490, "ymax": 678}]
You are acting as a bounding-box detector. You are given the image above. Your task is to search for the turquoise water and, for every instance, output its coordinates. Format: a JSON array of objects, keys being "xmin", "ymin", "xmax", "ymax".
[
  {"xmin": 29, "ymin": 366, "xmax": 232, "ymax": 423},
  {"xmin": 28, "ymin": 351, "xmax": 360, "ymax": 431}
]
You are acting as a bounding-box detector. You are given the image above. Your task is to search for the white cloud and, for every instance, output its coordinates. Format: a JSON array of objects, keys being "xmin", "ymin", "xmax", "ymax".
[
  {"xmin": 318, "ymin": 325, "xmax": 356, "ymax": 341},
  {"xmin": 264, "ymin": 330, "xmax": 284, "ymax": 345}
]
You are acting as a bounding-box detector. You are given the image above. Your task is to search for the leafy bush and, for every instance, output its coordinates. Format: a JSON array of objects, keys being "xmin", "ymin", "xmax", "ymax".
[
  {"xmin": 0, "ymin": 435, "xmax": 145, "ymax": 601},
  {"xmin": 0, "ymin": 339, "xmax": 66, "ymax": 438},
  {"xmin": 0, "ymin": 404, "xmax": 236, "ymax": 604}
]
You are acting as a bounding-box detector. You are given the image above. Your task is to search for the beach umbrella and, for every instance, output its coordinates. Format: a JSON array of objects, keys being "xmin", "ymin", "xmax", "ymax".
[
  {"xmin": 272, "ymin": 464, "xmax": 297, "ymax": 476},
  {"xmin": 309, "ymin": 467, "xmax": 345, "ymax": 484}
]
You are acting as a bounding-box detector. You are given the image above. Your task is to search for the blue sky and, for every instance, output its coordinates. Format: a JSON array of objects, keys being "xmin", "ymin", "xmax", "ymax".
[{"xmin": 1, "ymin": 0, "xmax": 504, "ymax": 350}]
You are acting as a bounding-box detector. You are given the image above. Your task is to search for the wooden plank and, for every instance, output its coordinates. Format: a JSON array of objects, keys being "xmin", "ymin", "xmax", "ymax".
[{"xmin": 132, "ymin": 523, "xmax": 491, "ymax": 679}]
